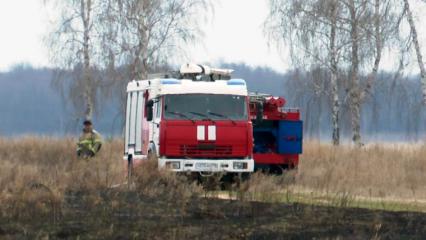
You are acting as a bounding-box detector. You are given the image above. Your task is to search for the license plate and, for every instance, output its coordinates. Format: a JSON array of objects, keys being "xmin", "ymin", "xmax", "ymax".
[{"xmin": 195, "ymin": 162, "xmax": 218, "ymax": 170}]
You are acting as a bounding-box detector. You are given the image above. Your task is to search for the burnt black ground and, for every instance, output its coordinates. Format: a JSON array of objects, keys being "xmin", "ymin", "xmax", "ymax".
[{"xmin": 1, "ymin": 190, "xmax": 426, "ymax": 239}]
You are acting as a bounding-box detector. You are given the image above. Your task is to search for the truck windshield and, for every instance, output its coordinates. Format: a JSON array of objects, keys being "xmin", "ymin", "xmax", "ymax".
[{"xmin": 163, "ymin": 94, "xmax": 247, "ymax": 121}]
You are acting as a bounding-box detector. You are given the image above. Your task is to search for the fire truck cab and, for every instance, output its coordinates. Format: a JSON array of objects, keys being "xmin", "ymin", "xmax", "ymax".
[{"xmin": 124, "ymin": 64, "xmax": 254, "ymax": 173}]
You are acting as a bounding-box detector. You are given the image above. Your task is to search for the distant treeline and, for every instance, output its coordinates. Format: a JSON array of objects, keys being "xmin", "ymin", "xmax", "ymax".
[
  {"xmin": 1, "ymin": 63, "xmax": 424, "ymax": 142},
  {"xmin": 0, "ymin": 65, "xmax": 121, "ymax": 137}
]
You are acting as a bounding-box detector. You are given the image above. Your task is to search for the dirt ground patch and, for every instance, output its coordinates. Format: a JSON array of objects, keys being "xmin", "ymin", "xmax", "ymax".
[{"xmin": 1, "ymin": 189, "xmax": 426, "ymax": 239}]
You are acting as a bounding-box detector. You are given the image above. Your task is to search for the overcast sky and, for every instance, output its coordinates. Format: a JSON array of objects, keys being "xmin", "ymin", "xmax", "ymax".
[
  {"xmin": 0, "ymin": 0, "xmax": 287, "ymax": 73},
  {"xmin": 0, "ymin": 1, "xmax": 49, "ymax": 71},
  {"xmin": 0, "ymin": 0, "xmax": 425, "ymax": 73}
]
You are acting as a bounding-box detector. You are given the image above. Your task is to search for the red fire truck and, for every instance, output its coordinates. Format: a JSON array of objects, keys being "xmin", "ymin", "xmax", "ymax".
[
  {"xmin": 124, "ymin": 64, "xmax": 303, "ymax": 176},
  {"xmin": 124, "ymin": 64, "xmax": 254, "ymax": 174}
]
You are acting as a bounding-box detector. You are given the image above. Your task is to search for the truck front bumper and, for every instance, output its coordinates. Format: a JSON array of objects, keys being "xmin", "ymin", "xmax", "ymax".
[{"xmin": 158, "ymin": 158, "xmax": 254, "ymax": 173}]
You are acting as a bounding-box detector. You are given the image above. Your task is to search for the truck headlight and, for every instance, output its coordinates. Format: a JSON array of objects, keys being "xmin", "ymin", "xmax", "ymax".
[
  {"xmin": 233, "ymin": 162, "xmax": 248, "ymax": 170},
  {"xmin": 166, "ymin": 161, "xmax": 180, "ymax": 169}
]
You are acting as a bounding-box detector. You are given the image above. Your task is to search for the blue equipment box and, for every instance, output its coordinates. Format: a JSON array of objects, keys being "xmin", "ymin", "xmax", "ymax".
[{"xmin": 278, "ymin": 120, "xmax": 303, "ymax": 154}]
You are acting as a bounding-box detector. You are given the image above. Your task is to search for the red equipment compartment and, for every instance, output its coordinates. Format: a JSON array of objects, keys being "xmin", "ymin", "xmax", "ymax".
[{"xmin": 249, "ymin": 94, "xmax": 303, "ymax": 170}]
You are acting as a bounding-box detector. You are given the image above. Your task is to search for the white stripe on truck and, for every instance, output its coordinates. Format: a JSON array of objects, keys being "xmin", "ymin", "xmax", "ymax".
[
  {"xmin": 197, "ymin": 125, "xmax": 205, "ymax": 140},
  {"xmin": 208, "ymin": 125, "xmax": 216, "ymax": 141}
]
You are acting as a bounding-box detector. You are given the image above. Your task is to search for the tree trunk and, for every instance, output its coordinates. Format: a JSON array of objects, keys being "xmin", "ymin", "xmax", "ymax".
[
  {"xmin": 363, "ymin": 0, "xmax": 382, "ymax": 99},
  {"xmin": 350, "ymin": 90, "xmax": 362, "ymax": 146},
  {"xmin": 131, "ymin": 50, "xmax": 141, "ymax": 80},
  {"xmin": 330, "ymin": 0, "xmax": 340, "ymax": 146},
  {"xmin": 349, "ymin": 0, "xmax": 362, "ymax": 146},
  {"xmin": 404, "ymin": 0, "xmax": 426, "ymax": 104},
  {"xmin": 331, "ymin": 71, "xmax": 340, "ymax": 145},
  {"xmin": 130, "ymin": 32, "xmax": 149, "ymax": 80},
  {"xmin": 81, "ymin": 0, "xmax": 93, "ymax": 120},
  {"xmin": 141, "ymin": 24, "xmax": 149, "ymax": 80},
  {"xmin": 131, "ymin": 15, "xmax": 149, "ymax": 81}
]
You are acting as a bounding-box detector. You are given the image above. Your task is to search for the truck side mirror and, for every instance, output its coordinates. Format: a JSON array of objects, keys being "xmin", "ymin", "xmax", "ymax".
[{"xmin": 146, "ymin": 100, "xmax": 154, "ymax": 121}]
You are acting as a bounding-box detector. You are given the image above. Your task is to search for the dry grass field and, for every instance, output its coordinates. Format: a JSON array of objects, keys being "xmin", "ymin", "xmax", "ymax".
[
  {"xmin": 1, "ymin": 137, "xmax": 426, "ymax": 239},
  {"xmin": 0, "ymin": 137, "xmax": 124, "ymax": 193},
  {"xmin": 297, "ymin": 141, "xmax": 426, "ymax": 200}
]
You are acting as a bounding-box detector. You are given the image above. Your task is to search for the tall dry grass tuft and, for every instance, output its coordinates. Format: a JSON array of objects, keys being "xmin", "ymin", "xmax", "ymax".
[
  {"xmin": 133, "ymin": 159, "xmax": 202, "ymax": 200},
  {"xmin": 235, "ymin": 171, "xmax": 296, "ymax": 202},
  {"xmin": 296, "ymin": 141, "xmax": 426, "ymax": 200}
]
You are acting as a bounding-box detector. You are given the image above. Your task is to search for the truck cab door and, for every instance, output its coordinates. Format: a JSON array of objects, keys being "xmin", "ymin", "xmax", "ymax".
[
  {"xmin": 125, "ymin": 90, "xmax": 148, "ymax": 158},
  {"xmin": 151, "ymin": 97, "xmax": 161, "ymax": 156}
]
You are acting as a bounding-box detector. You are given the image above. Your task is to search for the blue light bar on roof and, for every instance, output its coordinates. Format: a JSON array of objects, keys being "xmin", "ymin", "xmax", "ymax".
[
  {"xmin": 161, "ymin": 79, "xmax": 181, "ymax": 85},
  {"xmin": 227, "ymin": 79, "xmax": 246, "ymax": 86}
]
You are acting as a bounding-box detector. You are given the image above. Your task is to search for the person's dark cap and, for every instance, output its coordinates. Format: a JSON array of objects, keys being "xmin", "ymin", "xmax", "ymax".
[{"xmin": 83, "ymin": 119, "xmax": 92, "ymax": 125}]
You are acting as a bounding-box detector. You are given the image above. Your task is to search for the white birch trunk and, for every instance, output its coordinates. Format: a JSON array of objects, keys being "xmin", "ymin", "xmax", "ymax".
[
  {"xmin": 131, "ymin": 12, "xmax": 149, "ymax": 80},
  {"xmin": 330, "ymin": 0, "xmax": 340, "ymax": 146},
  {"xmin": 331, "ymin": 70, "xmax": 340, "ymax": 146},
  {"xmin": 404, "ymin": 0, "xmax": 426, "ymax": 104},
  {"xmin": 349, "ymin": 0, "xmax": 362, "ymax": 147},
  {"xmin": 140, "ymin": 25, "xmax": 149, "ymax": 80},
  {"xmin": 81, "ymin": 0, "xmax": 93, "ymax": 120},
  {"xmin": 363, "ymin": 0, "xmax": 382, "ymax": 99}
]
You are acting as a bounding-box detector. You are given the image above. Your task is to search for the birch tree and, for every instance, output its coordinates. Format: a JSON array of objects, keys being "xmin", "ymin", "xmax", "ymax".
[
  {"xmin": 403, "ymin": 0, "xmax": 426, "ymax": 104},
  {"xmin": 265, "ymin": 0, "xmax": 400, "ymax": 145},
  {"xmin": 47, "ymin": 0, "xmax": 101, "ymax": 121},
  {"xmin": 265, "ymin": 0, "xmax": 347, "ymax": 145},
  {"xmin": 105, "ymin": 0, "xmax": 211, "ymax": 80},
  {"xmin": 46, "ymin": 0, "xmax": 210, "ymax": 125},
  {"xmin": 345, "ymin": 0, "xmax": 365, "ymax": 146},
  {"xmin": 329, "ymin": 0, "xmax": 342, "ymax": 145},
  {"xmin": 344, "ymin": 0, "xmax": 400, "ymax": 146}
]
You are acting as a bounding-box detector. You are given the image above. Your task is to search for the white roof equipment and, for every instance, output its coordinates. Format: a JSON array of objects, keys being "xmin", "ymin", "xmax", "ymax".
[
  {"xmin": 179, "ymin": 63, "xmax": 233, "ymax": 81},
  {"xmin": 180, "ymin": 63, "xmax": 233, "ymax": 76}
]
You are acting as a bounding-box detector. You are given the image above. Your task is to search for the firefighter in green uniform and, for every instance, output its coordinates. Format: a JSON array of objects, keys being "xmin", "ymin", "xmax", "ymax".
[{"xmin": 77, "ymin": 119, "xmax": 103, "ymax": 158}]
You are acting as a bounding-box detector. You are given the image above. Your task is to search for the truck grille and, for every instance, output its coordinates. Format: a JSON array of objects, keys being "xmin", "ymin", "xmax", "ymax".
[{"xmin": 180, "ymin": 144, "xmax": 232, "ymax": 156}]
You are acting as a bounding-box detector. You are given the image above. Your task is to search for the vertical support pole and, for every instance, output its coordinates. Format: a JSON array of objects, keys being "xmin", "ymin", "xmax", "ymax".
[{"xmin": 127, "ymin": 154, "xmax": 133, "ymax": 190}]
